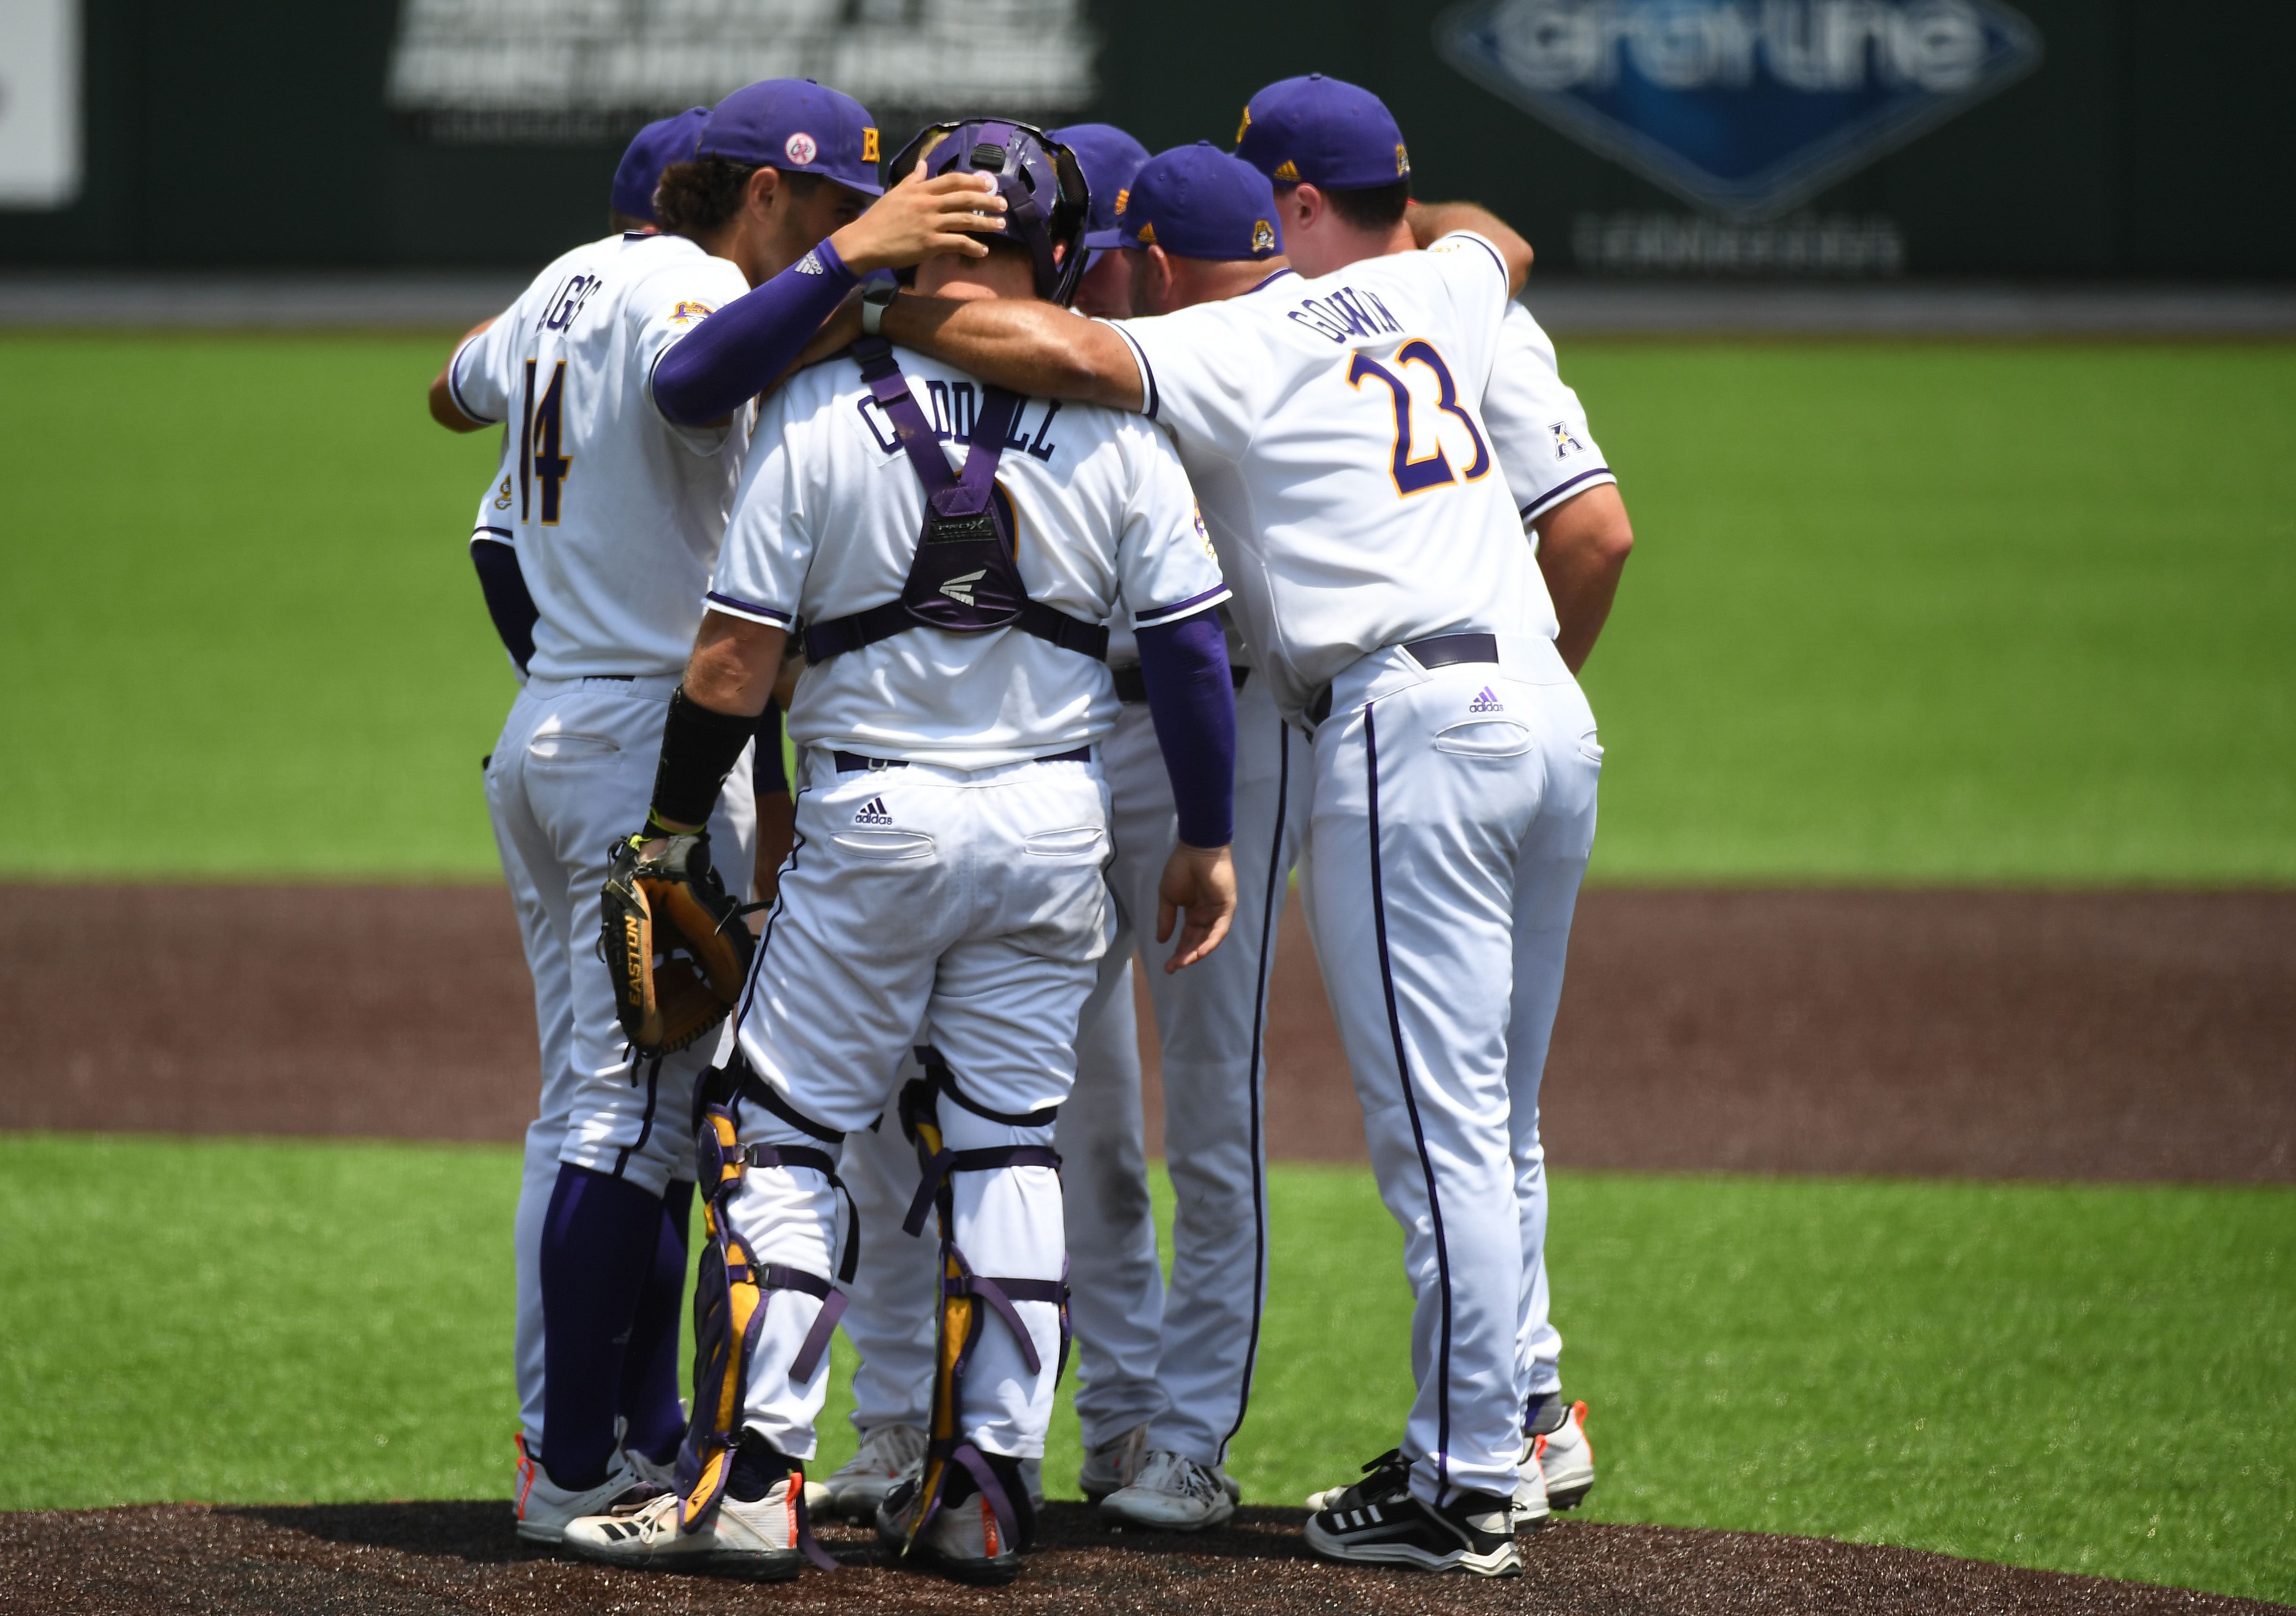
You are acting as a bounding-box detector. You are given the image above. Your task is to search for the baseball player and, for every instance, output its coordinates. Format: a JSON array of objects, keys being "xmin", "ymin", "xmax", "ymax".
[
  {"xmin": 812, "ymin": 118, "xmax": 1161, "ymax": 1528},
  {"xmin": 457, "ymin": 112, "xmax": 805, "ymax": 1509},
  {"xmin": 559, "ymin": 119, "xmax": 1240, "ymax": 1585},
  {"xmin": 1063, "ymin": 143, "xmax": 1311, "ymax": 1531},
  {"xmin": 1244, "ymin": 79, "xmax": 1630, "ymax": 1531},
  {"xmin": 823, "ymin": 76, "xmax": 1610, "ymax": 1577},
  {"xmin": 425, "ymin": 78, "xmax": 1011, "ymax": 1544}
]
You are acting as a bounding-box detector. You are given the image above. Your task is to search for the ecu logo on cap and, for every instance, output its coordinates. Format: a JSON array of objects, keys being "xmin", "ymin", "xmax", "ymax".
[
  {"xmin": 862, "ymin": 126, "xmax": 880, "ymax": 162},
  {"xmin": 1252, "ymin": 218, "xmax": 1276, "ymax": 254},
  {"xmin": 1396, "ymin": 143, "xmax": 1411, "ymax": 176},
  {"xmin": 1273, "ymin": 159, "xmax": 1299, "ymax": 183}
]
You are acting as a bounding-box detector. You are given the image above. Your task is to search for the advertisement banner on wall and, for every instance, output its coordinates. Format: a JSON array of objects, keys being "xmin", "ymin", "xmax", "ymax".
[
  {"xmin": 1435, "ymin": 0, "xmax": 2042, "ymax": 222},
  {"xmin": 0, "ymin": 0, "xmax": 81, "ymax": 208},
  {"xmin": 385, "ymin": 0, "xmax": 1096, "ymax": 142}
]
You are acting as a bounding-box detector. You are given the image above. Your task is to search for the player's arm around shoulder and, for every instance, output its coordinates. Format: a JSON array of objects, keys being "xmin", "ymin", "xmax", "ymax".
[
  {"xmin": 1408, "ymin": 200, "xmax": 1533, "ymax": 294},
  {"xmin": 878, "ymin": 296, "xmax": 1146, "ymax": 413}
]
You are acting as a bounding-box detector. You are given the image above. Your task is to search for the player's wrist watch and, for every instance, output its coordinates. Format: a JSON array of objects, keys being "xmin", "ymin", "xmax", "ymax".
[{"xmin": 860, "ymin": 281, "xmax": 897, "ymax": 336}]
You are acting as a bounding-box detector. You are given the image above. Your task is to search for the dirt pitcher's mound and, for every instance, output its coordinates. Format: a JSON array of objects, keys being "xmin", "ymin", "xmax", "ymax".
[{"xmin": 0, "ymin": 1502, "xmax": 2280, "ymax": 1616}]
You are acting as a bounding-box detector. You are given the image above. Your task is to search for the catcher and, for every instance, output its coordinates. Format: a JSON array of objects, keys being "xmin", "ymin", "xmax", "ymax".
[{"xmin": 564, "ymin": 118, "xmax": 1239, "ymax": 1585}]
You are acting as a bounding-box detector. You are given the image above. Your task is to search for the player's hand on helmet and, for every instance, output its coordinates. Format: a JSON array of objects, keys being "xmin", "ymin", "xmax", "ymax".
[
  {"xmin": 830, "ymin": 161, "xmax": 1008, "ymax": 274},
  {"xmin": 1157, "ymin": 842, "xmax": 1237, "ymax": 972}
]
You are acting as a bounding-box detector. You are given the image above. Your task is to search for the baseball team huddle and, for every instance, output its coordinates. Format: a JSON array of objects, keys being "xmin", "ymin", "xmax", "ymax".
[{"xmin": 427, "ymin": 69, "xmax": 1633, "ymax": 1586}]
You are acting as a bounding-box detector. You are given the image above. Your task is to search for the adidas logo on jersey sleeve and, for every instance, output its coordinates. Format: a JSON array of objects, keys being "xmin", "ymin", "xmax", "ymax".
[
  {"xmin": 1469, "ymin": 686, "xmax": 1505, "ymax": 713},
  {"xmin": 852, "ymin": 795, "xmax": 895, "ymax": 826}
]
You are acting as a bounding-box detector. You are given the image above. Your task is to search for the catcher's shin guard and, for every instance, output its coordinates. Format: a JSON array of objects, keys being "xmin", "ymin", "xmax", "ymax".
[
  {"xmin": 890, "ymin": 1061, "xmax": 1071, "ymax": 1561},
  {"xmin": 674, "ymin": 1097, "xmax": 853, "ymax": 1570}
]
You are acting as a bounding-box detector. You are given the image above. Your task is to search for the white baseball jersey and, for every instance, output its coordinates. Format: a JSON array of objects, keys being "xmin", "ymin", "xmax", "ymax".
[
  {"xmin": 1485, "ymin": 301, "xmax": 1615, "ymax": 533},
  {"xmin": 708, "ymin": 348, "xmax": 1228, "ymax": 770},
  {"xmin": 448, "ymin": 230, "xmax": 753, "ymax": 681},
  {"xmin": 1105, "ymin": 233, "xmax": 1547, "ymax": 725}
]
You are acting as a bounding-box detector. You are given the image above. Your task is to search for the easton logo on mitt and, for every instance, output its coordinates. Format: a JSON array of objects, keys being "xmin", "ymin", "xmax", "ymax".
[{"xmin": 600, "ymin": 831, "xmax": 756, "ymax": 1056}]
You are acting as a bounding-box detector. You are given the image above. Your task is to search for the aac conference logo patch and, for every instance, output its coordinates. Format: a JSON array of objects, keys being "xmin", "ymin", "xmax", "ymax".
[{"xmin": 1434, "ymin": 0, "xmax": 2042, "ymax": 220}]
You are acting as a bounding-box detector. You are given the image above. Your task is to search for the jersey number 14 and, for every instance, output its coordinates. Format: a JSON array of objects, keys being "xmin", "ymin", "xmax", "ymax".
[
  {"xmin": 1346, "ymin": 340, "xmax": 1490, "ymax": 499},
  {"xmin": 519, "ymin": 358, "xmax": 572, "ymax": 525}
]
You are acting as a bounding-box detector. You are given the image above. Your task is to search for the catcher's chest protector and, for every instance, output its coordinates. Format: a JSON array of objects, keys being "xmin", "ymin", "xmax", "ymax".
[{"xmin": 800, "ymin": 339, "xmax": 1109, "ymax": 665}]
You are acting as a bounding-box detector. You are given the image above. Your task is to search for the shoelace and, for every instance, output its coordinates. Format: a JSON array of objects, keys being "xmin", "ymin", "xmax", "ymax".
[
  {"xmin": 1333, "ymin": 1448, "xmax": 1413, "ymax": 1510},
  {"xmin": 1139, "ymin": 1451, "xmax": 1221, "ymax": 1502}
]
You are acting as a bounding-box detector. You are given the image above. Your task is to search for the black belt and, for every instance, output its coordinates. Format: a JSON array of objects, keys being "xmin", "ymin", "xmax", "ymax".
[
  {"xmin": 1304, "ymin": 633, "xmax": 1498, "ymax": 728},
  {"xmin": 831, "ymin": 744, "xmax": 1092, "ymax": 773},
  {"xmin": 1110, "ymin": 663, "xmax": 1251, "ymax": 705}
]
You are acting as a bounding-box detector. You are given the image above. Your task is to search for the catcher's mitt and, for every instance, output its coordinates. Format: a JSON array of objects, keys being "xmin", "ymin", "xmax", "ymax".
[{"xmin": 600, "ymin": 831, "xmax": 755, "ymax": 1057}]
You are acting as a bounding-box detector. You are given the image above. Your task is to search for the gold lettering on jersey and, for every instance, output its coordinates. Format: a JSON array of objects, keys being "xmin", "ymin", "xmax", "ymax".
[
  {"xmin": 1284, "ymin": 286, "xmax": 1404, "ymax": 345},
  {"xmin": 494, "ymin": 476, "xmax": 513, "ymax": 511}
]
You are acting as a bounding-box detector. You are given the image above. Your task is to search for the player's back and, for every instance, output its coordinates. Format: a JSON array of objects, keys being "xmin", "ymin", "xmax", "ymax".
[
  {"xmin": 711, "ymin": 345, "xmax": 1225, "ymax": 770},
  {"xmin": 448, "ymin": 231, "xmax": 752, "ymax": 680},
  {"xmin": 1109, "ymin": 233, "xmax": 1541, "ymax": 723}
]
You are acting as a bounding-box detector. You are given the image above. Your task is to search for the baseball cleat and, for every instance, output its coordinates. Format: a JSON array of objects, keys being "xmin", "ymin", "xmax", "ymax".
[
  {"xmin": 1511, "ymin": 1446, "xmax": 1552, "ymax": 1531},
  {"xmin": 822, "ymin": 1423, "xmax": 926, "ymax": 1520},
  {"xmin": 1078, "ymin": 1421, "xmax": 1151, "ymax": 1503},
  {"xmin": 875, "ymin": 1476, "xmax": 1026, "ymax": 1586},
  {"xmin": 1534, "ymin": 1400, "xmax": 1595, "ymax": 1511},
  {"xmin": 1301, "ymin": 1449, "xmax": 1520, "ymax": 1577},
  {"xmin": 561, "ymin": 1481, "xmax": 805, "ymax": 1580},
  {"xmin": 1099, "ymin": 1448, "xmax": 1237, "ymax": 1531},
  {"xmin": 513, "ymin": 1434, "xmax": 666, "ymax": 1545}
]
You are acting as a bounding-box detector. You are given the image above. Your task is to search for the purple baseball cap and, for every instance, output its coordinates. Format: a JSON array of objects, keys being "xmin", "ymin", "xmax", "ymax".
[
  {"xmin": 1050, "ymin": 123, "xmax": 1151, "ymax": 250},
  {"xmin": 698, "ymin": 79, "xmax": 884, "ymax": 197},
  {"xmin": 1118, "ymin": 142, "xmax": 1283, "ymax": 262},
  {"xmin": 611, "ymin": 107, "xmax": 706, "ymax": 223},
  {"xmin": 1235, "ymin": 73, "xmax": 1412, "ymax": 191}
]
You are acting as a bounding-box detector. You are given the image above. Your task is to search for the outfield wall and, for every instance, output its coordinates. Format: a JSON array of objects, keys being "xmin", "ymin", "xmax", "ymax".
[{"xmin": 0, "ymin": 0, "xmax": 2287, "ymax": 276}]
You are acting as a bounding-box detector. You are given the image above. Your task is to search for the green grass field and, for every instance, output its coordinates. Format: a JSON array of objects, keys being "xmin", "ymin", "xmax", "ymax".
[
  {"xmin": 0, "ymin": 335, "xmax": 2289, "ymax": 881},
  {"xmin": 3, "ymin": 1134, "xmax": 2288, "ymax": 1602}
]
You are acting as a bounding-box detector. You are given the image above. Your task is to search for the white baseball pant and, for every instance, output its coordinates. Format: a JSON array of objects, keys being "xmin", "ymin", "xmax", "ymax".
[
  {"xmin": 1057, "ymin": 670, "xmax": 1309, "ymax": 1464},
  {"xmin": 485, "ymin": 672, "xmax": 755, "ymax": 1446},
  {"xmin": 723, "ymin": 749, "xmax": 1112, "ymax": 1462},
  {"xmin": 1297, "ymin": 636, "xmax": 1599, "ymax": 1509}
]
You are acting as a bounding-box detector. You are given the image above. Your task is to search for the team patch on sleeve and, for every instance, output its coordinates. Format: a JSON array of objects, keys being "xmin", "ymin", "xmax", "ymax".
[
  {"xmin": 669, "ymin": 300, "xmax": 717, "ymax": 326},
  {"xmin": 1550, "ymin": 420, "xmax": 1585, "ymax": 459}
]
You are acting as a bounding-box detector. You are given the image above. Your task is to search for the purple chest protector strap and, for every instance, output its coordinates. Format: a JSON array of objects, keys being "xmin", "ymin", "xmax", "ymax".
[{"xmin": 801, "ymin": 338, "xmax": 1110, "ymax": 665}]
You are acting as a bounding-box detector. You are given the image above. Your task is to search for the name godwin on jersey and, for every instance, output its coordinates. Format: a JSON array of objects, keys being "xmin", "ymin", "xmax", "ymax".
[
  {"xmin": 1102, "ymin": 231, "xmax": 1544, "ymax": 724},
  {"xmin": 709, "ymin": 349, "xmax": 1228, "ymax": 770},
  {"xmin": 450, "ymin": 231, "xmax": 752, "ymax": 681}
]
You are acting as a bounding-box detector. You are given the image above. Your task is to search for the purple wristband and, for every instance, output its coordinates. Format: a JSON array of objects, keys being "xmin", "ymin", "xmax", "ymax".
[
  {"xmin": 1135, "ymin": 611, "xmax": 1236, "ymax": 849},
  {"xmin": 652, "ymin": 236, "xmax": 858, "ymax": 427}
]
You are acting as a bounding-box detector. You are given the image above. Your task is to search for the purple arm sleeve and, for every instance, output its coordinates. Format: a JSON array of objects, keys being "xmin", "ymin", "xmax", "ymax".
[
  {"xmin": 650, "ymin": 238, "xmax": 858, "ymax": 427},
  {"xmin": 1134, "ymin": 610, "xmax": 1236, "ymax": 848},
  {"xmin": 752, "ymin": 700, "xmax": 787, "ymax": 796},
  {"xmin": 469, "ymin": 539, "xmax": 537, "ymax": 676}
]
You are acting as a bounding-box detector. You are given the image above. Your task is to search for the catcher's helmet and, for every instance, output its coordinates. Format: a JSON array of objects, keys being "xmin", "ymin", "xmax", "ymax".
[{"xmin": 885, "ymin": 118, "xmax": 1090, "ymax": 306}]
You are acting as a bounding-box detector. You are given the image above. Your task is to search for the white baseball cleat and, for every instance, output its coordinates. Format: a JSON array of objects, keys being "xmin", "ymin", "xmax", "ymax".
[
  {"xmin": 513, "ymin": 1434, "xmax": 665, "ymax": 1545},
  {"xmin": 1510, "ymin": 1447, "xmax": 1552, "ymax": 1530},
  {"xmin": 1077, "ymin": 1421, "xmax": 1150, "ymax": 1503},
  {"xmin": 876, "ymin": 1477, "xmax": 1025, "ymax": 1585},
  {"xmin": 561, "ymin": 1480, "xmax": 806, "ymax": 1580},
  {"xmin": 1099, "ymin": 1448, "xmax": 1238, "ymax": 1531},
  {"xmin": 1535, "ymin": 1400, "xmax": 1596, "ymax": 1511},
  {"xmin": 822, "ymin": 1423, "xmax": 926, "ymax": 1520}
]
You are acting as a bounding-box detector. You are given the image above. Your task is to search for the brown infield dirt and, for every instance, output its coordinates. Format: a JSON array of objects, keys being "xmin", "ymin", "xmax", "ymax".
[
  {"xmin": 3, "ymin": 884, "xmax": 2289, "ymax": 1181},
  {"xmin": 3, "ymin": 885, "xmax": 2292, "ymax": 1613},
  {"xmin": 2, "ymin": 1502, "xmax": 2287, "ymax": 1616}
]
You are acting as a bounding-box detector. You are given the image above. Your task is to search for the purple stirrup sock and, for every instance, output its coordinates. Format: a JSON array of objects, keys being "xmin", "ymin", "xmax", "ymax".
[
  {"xmin": 540, "ymin": 1164, "xmax": 666, "ymax": 1491},
  {"xmin": 617, "ymin": 1179, "xmax": 694, "ymax": 1465}
]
